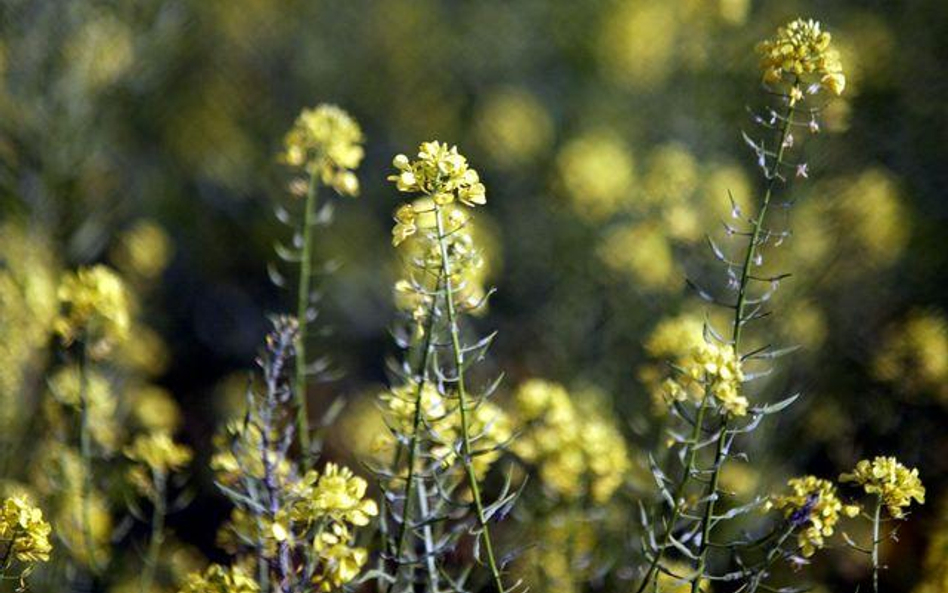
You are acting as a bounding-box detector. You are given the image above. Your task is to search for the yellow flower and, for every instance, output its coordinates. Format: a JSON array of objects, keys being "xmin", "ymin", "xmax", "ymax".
[
  {"xmin": 311, "ymin": 526, "xmax": 369, "ymax": 592},
  {"xmin": 556, "ymin": 131, "xmax": 635, "ymax": 221},
  {"xmin": 662, "ymin": 338, "xmax": 747, "ymax": 417},
  {"xmin": 292, "ymin": 463, "xmax": 378, "ymax": 527},
  {"xmin": 111, "ymin": 220, "xmax": 173, "ymax": 280},
  {"xmin": 512, "ymin": 380, "xmax": 630, "ymax": 503},
  {"xmin": 178, "ymin": 564, "xmax": 259, "ymax": 593},
  {"xmin": 281, "ymin": 104, "xmax": 364, "ymax": 196},
  {"xmin": 125, "ymin": 432, "xmax": 193, "ymax": 474},
  {"xmin": 840, "ymin": 457, "xmax": 925, "ymax": 518},
  {"xmin": 388, "ymin": 141, "xmax": 486, "ymax": 207},
  {"xmin": 0, "ymin": 496, "xmax": 52, "ymax": 564},
  {"xmin": 756, "ymin": 18, "xmax": 846, "ymax": 95},
  {"xmin": 54, "ymin": 265, "xmax": 130, "ymax": 356},
  {"xmin": 766, "ymin": 476, "xmax": 860, "ymax": 557}
]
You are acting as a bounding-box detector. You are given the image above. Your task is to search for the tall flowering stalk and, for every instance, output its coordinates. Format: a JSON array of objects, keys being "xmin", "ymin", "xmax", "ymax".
[
  {"xmin": 375, "ymin": 141, "xmax": 515, "ymax": 593},
  {"xmin": 53, "ymin": 265, "xmax": 130, "ymax": 574},
  {"xmin": 210, "ymin": 316, "xmax": 377, "ymax": 593},
  {"xmin": 635, "ymin": 18, "xmax": 848, "ymax": 593},
  {"xmin": 278, "ymin": 105, "xmax": 364, "ymax": 460},
  {"xmin": 840, "ymin": 457, "xmax": 925, "ymax": 593}
]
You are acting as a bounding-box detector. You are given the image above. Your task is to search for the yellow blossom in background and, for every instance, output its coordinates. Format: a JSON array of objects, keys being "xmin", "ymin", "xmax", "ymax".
[
  {"xmin": 840, "ymin": 457, "xmax": 925, "ymax": 518},
  {"xmin": 766, "ymin": 475, "xmax": 860, "ymax": 557},
  {"xmin": 756, "ymin": 18, "xmax": 846, "ymax": 95},
  {"xmin": 874, "ymin": 310, "xmax": 948, "ymax": 400},
  {"xmin": 598, "ymin": 223, "xmax": 677, "ymax": 291},
  {"xmin": 474, "ymin": 87, "xmax": 554, "ymax": 167},
  {"xmin": 0, "ymin": 495, "xmax": 53, "ymax": 565},
  {"xmin": 656, "ymin": 560, "xmax": 710, "ymax": 593},
  {"xmin": 556, "ymin": 131, "xmax": 635, "ymax": 221},
  {"xmin": 112, "ymin": 220, "xmax": 174, "ymax": 280},
  {"xmin": 125, "ymin": 432, "xmax": 193, "ymax": 474},
  {"xmin": 643, "ymin": 143, "xmax": 699, "ymax": 206},
  {"xmin": 56, "ymin": 489, "xmax": 113, "ymax": 568},
  {"xmin": 113, "ymin": 323, "xmax": 172, "ymax": 377},
  {"xmin": 64, "ymin": 13, "xmax": 134, "ymax": 90},
  {"xmin": 389, "ymin": 141, "xmax": 486, "ymax": 207},
  {"xmin": 291, "ymin": 463, "xmax": 378, "ymax": 527},
  {"xmin": 834, "ymin": 169, "xmax": 909, "ymax": 268},
  {"xmin": 46, "ymin": 365, "xmax": 121, "ymax": 452},
  {"xmin": 178, "ymin": 564, "xmax": 259, "ymax": 593},
  {"xmin": 512, "ymin": 379, "xmax": 630, "ymax": 503},
  {"xmin": 0, "ymin": 223, "xmax": 59, "ymax": 432},
  {"xmin": 129, "ymin": 385, "xmax": 183, "ymax": 433},
  {"xmin": 54, "ymin": 265, "xmax": 131, "ymax": 357},
  {"xmin": 599, "ymin": 1, "xmax": 678, "ymax": 90},
  {"xmin": 282, "ymin": 104, "xmax": 364, "ymax": 196}
]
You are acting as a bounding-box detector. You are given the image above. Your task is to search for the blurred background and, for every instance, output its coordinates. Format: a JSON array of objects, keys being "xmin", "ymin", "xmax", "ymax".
[{"xmin": 2, "ymin": 0, "xmax": 948, "ymax": 591}]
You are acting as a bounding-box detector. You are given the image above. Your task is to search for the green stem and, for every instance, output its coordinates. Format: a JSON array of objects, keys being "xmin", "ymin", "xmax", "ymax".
[
  {"xmin": 391, "ymin": 272, "xmax": 443, "ymax": 591},
  {"xmin": 634, "ymin": 393, "xmax": 712, "ymax": 593},
  {"xmin": 433, "ymin": 204, "xmax": 506, "ymax": 593},
  {"xmin": 140, "ymin": 470, "xmax": 167, "ymax": 593},
  {"xmin": 872, "ymin": 496, "xmax": 882, "ymax": 593},
  {"xmin": 77, "ymin": 343, "xmax": 99, "ymax": 574},
  {"xmin": 690, "ymin": 93, "xmax": 798, "ymax": 593},
  {"xmin": 294, "ymin": 175, "xmax": 319, "ymax": 461}
]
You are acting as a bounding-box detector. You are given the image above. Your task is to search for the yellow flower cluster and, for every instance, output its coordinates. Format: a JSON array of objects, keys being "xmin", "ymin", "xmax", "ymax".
[
  {"xmin": 840, "ymin": 457, "xmax": 925, "ymax": 518},
  {"xmin": 0, "ymin": 223, "xmax": 58, "ymax": 432},
  {"xmin": 210, "ymin": 420, "xmax": 291, "ymax": 486},
  {"xmin": 873, "ymin": 310, "xmax": 948, "ymax": 400},
  {"xmin": 54, "ymin": 265, "xmax": 131, "ymax": 357},
  {"xmin": 0, "ymin": 496, "xmax": 53, "ymax": 565},
  {"xmin": 639, "ymin": 314, "xmax": 707, "ymax": 412},
  {"xmin": 47, "ymin": 366, "xmax": 121, "ymax": 452},
  {"xmin": 125, "ymin": 432, "xmax": 193, "ymax": 474},
  {"xmin": 377, "ymin": 381, "xmax": 511, "ymax": 477},
  {"xmin": 756, "ymin": 18, "xmax": 845, "ymax": 95},
  {"xmin": 292, "ymin": 463, "xmax": 378, "ymax": 527},
  {"xmin": 389, "ymin": 141, "xmax": 486, "ymax": 209},
  {"xmin": 512, "ymin": 380, "xmax": 630, "ymax": 503},
  {"xmin": 292, "ymin": 463, "xmax": 377, "ymax": 591},
  {"xmin": 766, "ymin": 476, "xmax": 860, "ymax": 557},
  {"xmin": 311, "ymin": 525, "xmax": 369, "ymax": 592},
  {"xmin": 178, "ymin": 564, "xmax": 259, "ymax": 593},
  {"xmin": 662, "ymin": 340, "xmax": 747, "ymax": 417},
  {"xmin": 111, "ymin": 220, "xmax": 174, "ymax": 280},
  {"xmin": 281, "ymin": 104, "xmax": 364, "ymax": 196}
]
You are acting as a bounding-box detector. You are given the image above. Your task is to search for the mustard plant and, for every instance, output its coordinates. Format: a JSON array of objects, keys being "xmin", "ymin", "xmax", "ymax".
[
  {"xmin": 633, "ymin": 18, "xmax": 862, "ymax": 593},
  {"xmin": 209, "ymin": 316, "xmax": 377, "ymax": 593},
  {"xmin": 372, "ymin": 141, "xmax": 518, "ymax": 593},
  {"xmin": 0, "ymin": 495, "xmax": 53, "ymax": 589},
  {"xmin": 277, "ymin": 104, "xmax": 364, "ymax": 461}
]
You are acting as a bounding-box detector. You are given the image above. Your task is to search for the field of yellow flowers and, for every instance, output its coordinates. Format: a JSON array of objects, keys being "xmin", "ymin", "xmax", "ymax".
[{"xmin": 1, "ymin": 1, "xmax": 947, "ymax": 592}]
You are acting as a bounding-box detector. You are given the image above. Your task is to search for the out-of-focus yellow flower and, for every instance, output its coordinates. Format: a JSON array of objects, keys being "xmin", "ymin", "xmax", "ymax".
[
  {"xmin": 474, "ymin": 87, "xmax": 553, "ymax": 167},
  {"xmin": 840, "ymin": 457, "xmax": 925, "ymax": 518},
  {"xmin": 125, "ymin": 432, "xmax": 193, "ymax": 475},
  {"xmin": 598, "ymin": 223, "xmax": 677, "ymax": 291},
  {"xmin": 874, "ymin": 310, "xmax": 948, "ymax": 400},
  {"xmin": 779, "ymin": 300, "xmax": 827, "ymax": 350},
  {"xmin": 55, "ymin": 489, "xmax": 113, "ymax": 568},
  {"xmin": 512, "ymin": 380, "xmax": 630, "ymax": 503},
  {"xmin": 766, "ymin": 475, "xmax": 860, "ymax": 557},
  {"xmin": 178, "ymin": 564, "xmax": 259, "ymax": 593},
  {"xmin": 756, "ymin": 18, "xmax": 846, "ymax": 96},
  {"xmin": 835, "ymin": 169, "xmax": 908, "ymax": 268},
  {"xmin": 556, "ymin": 131, "xmax": 635, "ymax": 221},
  {"xmin": 47, "ymin": 366, "xmax": 121, "ymax": 452},
  {"xmin": 112, "ymin": 220, "xmax": 174, "ymax": 280},
  {"xmin": 129, "ymin": 385, "xmax": 183, "ymax": 433},
  {"xmin": 389, "ymin": 141, "xmax": 486, "ymax": 208},
  {"xmin": 281, "ymin": 104, "xmax": 364, "ymax": 196},
  {"xmin": 65, "ymin": 14, "xmax": 134, "ymax": 89},
  {"xmin": 291, "ymin": 463, "xmax": 378, "ymax": 528},
  {"xmin": 643, "ymin": 144, "xmax": 699, "ymax": 206},
  {"xmin": 0, "ymin": 223, "xmax": 58, "ymax": 431},
  {"xmin": 113, "ymin": 323, "xmax": 172, "ymax": 377},
  {"xmin": 599, "ymin": 1, "xmax": 678, "ymax": 89},
  {"xmin": 0, "ymin": 495, "xmax": 52, "ymax": 565},
  {"xmin": 54, "ymin": 265, "xmax": 130, "ymax": 358}
]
